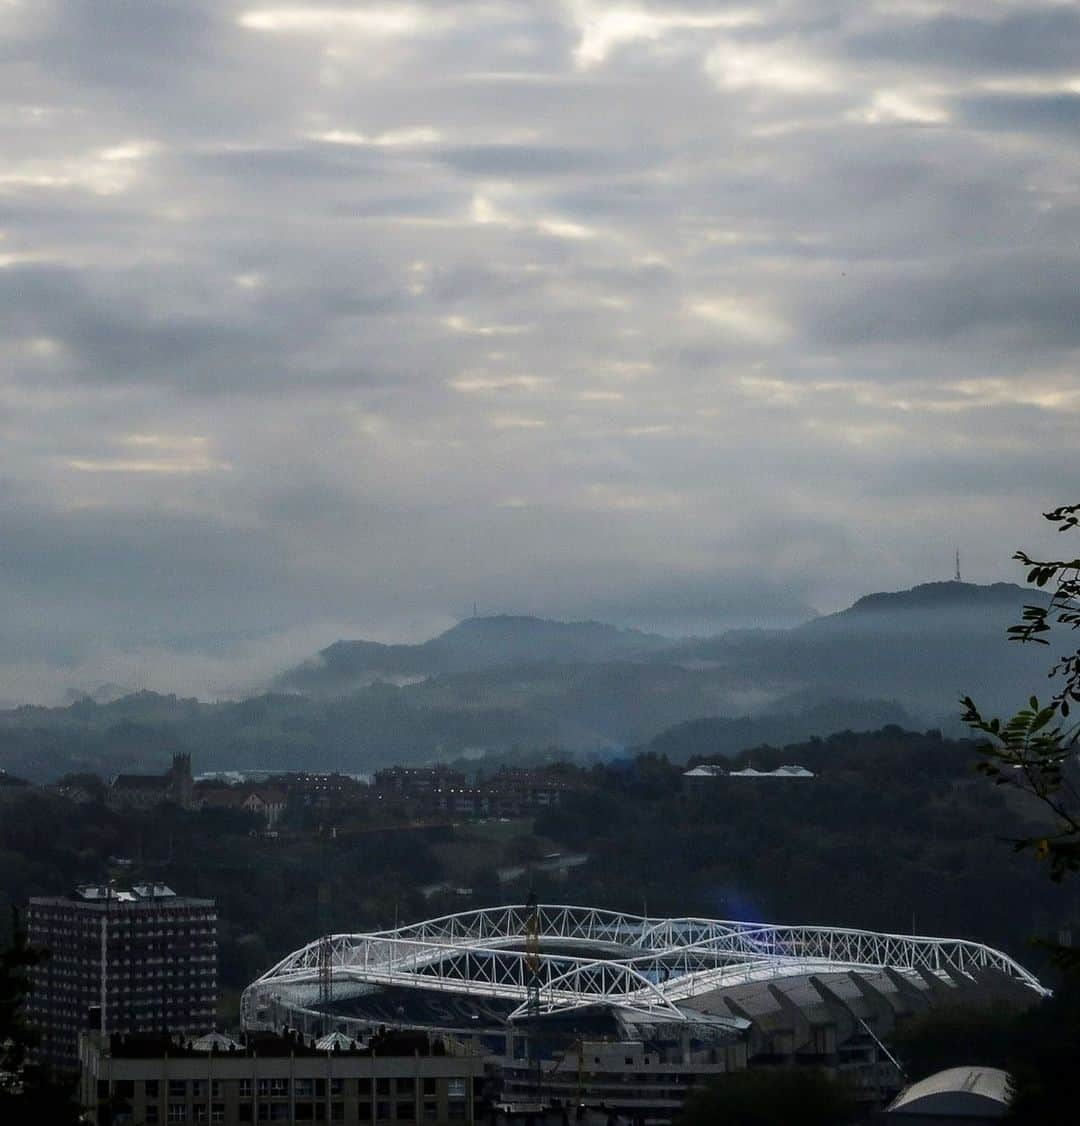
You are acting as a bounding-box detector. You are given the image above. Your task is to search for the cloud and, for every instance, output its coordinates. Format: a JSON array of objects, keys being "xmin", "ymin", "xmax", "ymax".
[
  {"xmin": 563, "ymin": 2, "xmax": 759, "ymax": 68},
  {"xmin": 0, "ymin": 0, "xmax": 1075, "ymax": 700}
]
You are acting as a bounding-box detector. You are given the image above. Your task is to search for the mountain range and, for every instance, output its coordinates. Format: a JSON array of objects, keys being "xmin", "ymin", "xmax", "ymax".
[
  {"xmin": 279, "ymin": 581, "xmax": 1047, "ymax": 725},
  {"xmin": 0, "ymin": 581, "xmax": 1050, "ymax": 782}
]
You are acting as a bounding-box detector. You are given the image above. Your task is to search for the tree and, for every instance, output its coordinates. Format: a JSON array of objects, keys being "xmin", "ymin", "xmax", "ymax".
[
  {"xmin": 961, "ymin": 503, "xmax": 1080, "ymax": 885},
  {"xmin": 679, "ymin": 1068, "xmax": 854, "ymax": 1126},
  {"xmin": 959, "ymin": 503, "xmax": 1080, "ymax": 1122},
  {"xmin": 0, "ymin": 907, "xmax": 47, "ymax": 1078},
  {"xmin": 0, "ymin": 909, "xmax": 81, "ymax": 1122}
]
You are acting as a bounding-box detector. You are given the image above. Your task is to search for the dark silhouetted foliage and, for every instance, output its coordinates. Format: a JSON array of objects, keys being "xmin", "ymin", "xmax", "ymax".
[{"xmin": 679, "ymin": 1067, "xmax": 854, "ymax": 1126}]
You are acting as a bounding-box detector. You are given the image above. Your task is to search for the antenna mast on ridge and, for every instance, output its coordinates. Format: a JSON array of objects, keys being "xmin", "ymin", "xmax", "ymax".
[{"xmin": 954, "ymin": 549, "xmax": 962, "ymax": 583}]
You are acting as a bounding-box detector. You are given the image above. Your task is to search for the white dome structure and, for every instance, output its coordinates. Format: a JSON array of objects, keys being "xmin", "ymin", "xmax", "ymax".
[{"xmin": 887, "ymin": 1066, "xmax": 1012, "ymax": 1122}]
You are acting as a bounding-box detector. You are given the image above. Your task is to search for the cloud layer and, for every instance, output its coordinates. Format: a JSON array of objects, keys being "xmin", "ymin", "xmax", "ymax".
[{"xmin": 1, "ymin": 0, "xmax": 1077, "ymax": 700}]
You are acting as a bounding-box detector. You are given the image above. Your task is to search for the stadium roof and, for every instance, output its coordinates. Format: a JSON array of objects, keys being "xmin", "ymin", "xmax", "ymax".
[{"xmin": 242, "ymin": 904, "xmax": 1046, "ymax": 1031}]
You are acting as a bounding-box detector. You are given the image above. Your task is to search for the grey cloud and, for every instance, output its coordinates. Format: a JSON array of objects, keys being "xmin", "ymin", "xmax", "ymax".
[
  {"xmin": 0, "ymin": 0, "xmax": 1076, "ymax": 698},
  {"xmin": 846, "ymin": 9, "xmax": 1080, "ymax": 74},
  {"xmin": 436, "ymin": 143, "xmax": 659, "ymax": 177},
  {"xmin": 809, "ymin": 254, "xmax": 1080, "ymax": 350},
  {"xmin": 957, "ymin": 93, "xmax": 1080, "ymax": 135}
]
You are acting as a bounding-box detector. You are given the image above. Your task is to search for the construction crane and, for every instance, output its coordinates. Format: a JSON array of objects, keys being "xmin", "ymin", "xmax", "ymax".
[
  {"xmin": 524, "ymin": 891, "xmax": 543, "ymax": 1101},
  {"xmin": 317, "ymin": 879, "xmax": 333, "ymax": 1006}
]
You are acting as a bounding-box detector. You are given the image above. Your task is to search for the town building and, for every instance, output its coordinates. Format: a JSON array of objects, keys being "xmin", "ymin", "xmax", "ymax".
[
  {"xmin": 27, "ymin": 883, "xmax": 218, "ymax": 1073},
  {"xmin": 239, "ymin": 788, "xmax": 287, "ymax": 828},
  {"xmin": 728, "ymin": 764, "xmax": 814, "ymax": 778},
  {"xmin": 682, "ymin": 762, "xmax": 814, "ymax": 790},
  {"xmin": 109, "ymin": 753, "xmax": 196, "ymax": 811},
  {"xmin": 0, "ymin": 768, "xmax": 31, "ymax": 802},
  {"xmin": 374, "ymin": 767, "xmax": 467, "ymax": 802},
  {"xmin": 270, "ymin": 772, "xmax": 371, "ymax": 812},
  {"xmin": 78, "ymin": 1027, "xmax": 485, "ymax": 1126}
]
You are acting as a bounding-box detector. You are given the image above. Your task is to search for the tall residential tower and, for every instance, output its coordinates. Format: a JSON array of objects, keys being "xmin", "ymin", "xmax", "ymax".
[{"xmin": 27, "ymin": 883, "xmax": 217, "ymax": 1072}]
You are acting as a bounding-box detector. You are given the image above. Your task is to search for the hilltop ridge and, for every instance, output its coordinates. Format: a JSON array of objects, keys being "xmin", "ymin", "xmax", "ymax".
[
  {"xmin": 833, "ymin": 580, "xmax": 1033, "ymax": 617},
  {"xmin": 0, "ymin": 580, "xmax": 1047, "ymax": 784},
  {"xmin": 281, "ymin": 613, "xmax": 668, "ymax": 689}
]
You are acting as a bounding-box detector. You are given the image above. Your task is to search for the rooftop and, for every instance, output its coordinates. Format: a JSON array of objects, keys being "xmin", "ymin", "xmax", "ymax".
[
  {"xmin": 31, "ymin": 884, "xmax": 213, "ymax": 911},
  {"xmin": 888, "ymin": 1066, "xmax": 1012, "ymax": 1117},
  {"xmin": 94, "ymin": 1029, "xmax": 464, "ymax": 1060}
]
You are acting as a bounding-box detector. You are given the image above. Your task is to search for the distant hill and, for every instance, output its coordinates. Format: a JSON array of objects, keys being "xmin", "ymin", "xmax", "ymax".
[
  {"xmin": 279, "ymin": 614, "xmax": 668, "ymax": 690},
  {"xmin": 810, "ymin": 580, "xmax": 1038, "ymax": 628},
  {"xmin": 284, "ymin": 582, "xmax": 1048, "ymax": 718},
  {"xmin": 643, "ymin": 697, "xmax": 918, "ymax": 763},
  {"xmin": 660, "ymin": 581, "xmax": 1049, "ymax": 716},
  {"xmin": 0, "ymin": 581, "xmax": 1053, "ymax": 783}
]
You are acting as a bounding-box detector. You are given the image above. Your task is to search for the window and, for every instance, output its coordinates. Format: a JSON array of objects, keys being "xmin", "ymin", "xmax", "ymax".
[
  {"xmin": 98, "ymin": 1080, "xmax": 110, "ymax": 1101},
  {"xmin": 421, "ymin": 1080, "xmax": 436, "ymax": 1096},
  {"xmin": 168, "ymin": 1105, "xmax": 187, "ymax": 1124},
  {"xmin": 357, "ymin": 1103, "xmax": 372, "ymax": 1122},
  {"xmin": 330, "ymin": 1078, "xmax": 344, "ymax": 1096},
  {"xmin": 315, "ymin": 1079, "xmax": 326, "ymax": 1098},
  {"xmin": 238, "ymin": 1106, "xmax": 253, "ymax": 1124},
  {"xmin": 395, "ymin": 1079, "xmax": 413, "ymax": 1096},
  {"xmin": 169, "ymin": 1080, "xmax": 187, "ymax": 1098},
  {"xmin": 270, "ymin": 1078, "xmax": 289, "ymax": 1097},
  {"xmin": 295, "ymin": 1103, "xmax": 314, "ymax": 1121},
  {"xmin": 447, "ymin": 1104, "xmax": 466, "ymax": 1121},
  {"xmin": 257, "ymin": 1079, "xmax": 271, "ymax": 1097},
  {"xmin": 146, "ymin": 1108, "xmax": 160, "ymax": 1125},
  {"xmin": 446, "ymin": 1080, "xmax": 465, "ymax": 1100},
  {"xmin": 192, "ymin": 1080, "xmax": 206, "ymax": 1098},
  {"xmin": 331, "ymin": 1103, "xmax": 344, "ymax": 1122},
  {"xmin": 116, "ymin": 1080, "xmax": 135, "ymax": 1098},
  {"xmin": 270, "ymin": 1108, "xmax": 290, "ymax": 1122},
  {"xmin": 211, "ymin": 1081, "xmax": 222, "ymax": 1099},
  {"xmin": 194, "ymin": 1107, "xmax": 208, "ymax": 1124},
  {"xmin": 239, "ymin": 1079, "xmax": 253, "ymax": 1098},
  {"xmin": 295, "ymin": 1080, "xmax": 314, "ymax": 1098},
  {"xmin": 423, "ymin": 1103, "xmax": 437, "ymax": 1121},
  {"xmin": 145, "ymin": 1080, "xmax": 160, "ymax": 1099},
  {"xmin": 395, "ymin": 1103, "xmax": 414, "ymax": 1121},
  {"xmin": 376, "ymin": 1102, "xmax": 392, "ymax": 1121},
  {"xmin": 211, "ymin": 1107, "xmax": 225, "ymax": 1125},
  {"xmin": 376, "ymin": 1079, "xmax": 390, "ymax": 1096}
]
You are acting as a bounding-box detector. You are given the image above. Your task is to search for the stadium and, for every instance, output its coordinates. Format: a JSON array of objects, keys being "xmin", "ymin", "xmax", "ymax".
[{"xmin": 242, "ymin": 903, "xmax": 1047, "ymax": 1120}]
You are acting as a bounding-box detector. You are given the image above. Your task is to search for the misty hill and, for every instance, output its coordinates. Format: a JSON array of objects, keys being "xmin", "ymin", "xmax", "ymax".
[
  {"xmin": 274, "ymin": 579, "xmax": 1054, "ymax": 757},
  {"xmin": 284, "ymin": 582, "xmax": 1049, "ymax": 722},
  {"xmin": 280, "ymin": 614, "xmax": 668, "ymax": 690},
  {"xmin": 811, "ymin": 580, "xmax": 1038, "ymax": 630},
  {"xmin": 663, "ymin": 581, "xmax": 1050, "ymax": 720},
  {"xmin": 0, "ymin": 581, "xmax": 1054, "ymax": 783},
  {"xmin": 642, "ymin": 698, "xmax": 918, "ymax": 764},
  {"xmin": 0, "ymin": 687, "xmax": 553, "ymax": 784}
]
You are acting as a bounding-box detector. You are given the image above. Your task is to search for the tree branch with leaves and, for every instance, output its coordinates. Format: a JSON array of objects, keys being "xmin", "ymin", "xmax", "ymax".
[{"xmin": 962, "ymin": 503, "xmax": 1080, "ymax": 886}]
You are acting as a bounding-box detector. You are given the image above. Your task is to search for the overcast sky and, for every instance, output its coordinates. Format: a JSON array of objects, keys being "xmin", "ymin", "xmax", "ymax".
[{"xmin": 1, "ymin": 1, "xmax": 1078, "ymax": 701}]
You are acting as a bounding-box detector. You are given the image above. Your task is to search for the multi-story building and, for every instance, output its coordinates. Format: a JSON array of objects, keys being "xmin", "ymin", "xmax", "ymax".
[
  {"xmin": 27, "ymin": 883, "xmax": 218, "ymax": 1073},
  {"xmin": 373, "ymin": 767, "xmax": 467, "ymax": 803},
  {"xmin": 78, "ymin": 1028, "xmax": 485, "ymax": 1126}
]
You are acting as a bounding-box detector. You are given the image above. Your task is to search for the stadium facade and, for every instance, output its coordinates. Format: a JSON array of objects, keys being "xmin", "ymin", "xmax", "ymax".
[{"xmin": 242, "ymin": 904, "xmax": 1046, "ymax": 1122}]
